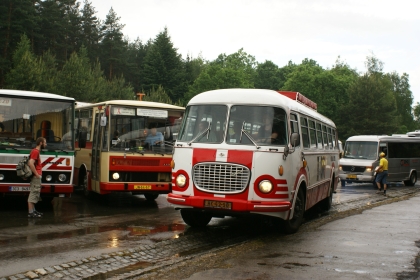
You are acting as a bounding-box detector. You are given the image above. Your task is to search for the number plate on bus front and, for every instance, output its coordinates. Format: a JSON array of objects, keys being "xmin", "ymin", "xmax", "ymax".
[
  {"xmin": 204, "ymin": 200, "xmax": 232, "ymax": 210},
  {"xmin": 9, "ymin": 186, "xmax": 30, "ymax": 192},
  {"xmin": 347, "ymin": 174, "xmax": 357, "ymax": 179},
  {"xmin": 134, "ymin": 185, "xmax": 152, "ymax": 190}
]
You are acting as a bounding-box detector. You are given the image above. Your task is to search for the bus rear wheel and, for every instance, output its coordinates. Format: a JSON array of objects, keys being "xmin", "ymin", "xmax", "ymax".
[
  {"xmin": 283, "ymin": 186, "xmax": 305, "ymax": 234},
  {"xmin": 404, "ymin": 172, "xmax": 417, "ymax": 186},
  {"xmin": 180, "ymin": 209, "xmax": 212, "ymax": 227},
  {"xmin": 320, "ymin": 181, "xmax": 334, "ymax": 211}
]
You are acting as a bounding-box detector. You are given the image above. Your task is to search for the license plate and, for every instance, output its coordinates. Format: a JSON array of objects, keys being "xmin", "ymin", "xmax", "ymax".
[
  {"xmin": 134, "ymin": 185, "xmax": 152, "ymax": 190},
  {"xmin": 204, "ymin": 200, "xmax": 232, "ymax": 210},
  {"xmin": 347, "ymin": 174, "xmax": 357, "ymax": 179},
  {"xmin": 9, "ymin": 186, "xmax": 30, "ymax": 192}
]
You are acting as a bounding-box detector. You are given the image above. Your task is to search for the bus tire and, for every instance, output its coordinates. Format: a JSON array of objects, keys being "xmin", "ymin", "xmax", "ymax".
[
  {"xmin": 320, "ymin": 181, "xmax": 334, "ymax": 211},
  {"xmin": 404, "ymin": 172, "xmax": 417, "ymax": 186},
  {"xmin": 144, "ymin": 194, "xmax": 159, "ymax": 201},
  {"xmin": 180, "ymin": 209, "xmax": 212, "ymax": 227},
  {"xmin": 283, "ymin": 186, "xmax": 305, "ymax": 234},
  {"xmin": 82, "ymin": 174, "xmax": 93, "ymax": 199}
]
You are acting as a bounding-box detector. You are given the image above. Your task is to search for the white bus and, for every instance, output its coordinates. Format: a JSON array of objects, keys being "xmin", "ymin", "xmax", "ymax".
[
  {"xmin": 339, "ymin": 135, "xmax": 420, "ymax": 186},
  {"xmin": 167, "ymin": 89, "xmax": 340, "ymax": 233},
  {"xmin": 74, "ymin": 100, "xmax": 184, "ymax": 200},
  {"xmin": 0, "ymin": 89, "xmax": 75, "ymax": 201}
]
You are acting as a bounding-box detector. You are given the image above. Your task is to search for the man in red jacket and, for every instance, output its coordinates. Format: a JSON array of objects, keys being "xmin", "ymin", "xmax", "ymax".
[{"xmin": 27, "ymin": 137, "xmax": 46, "ymax": 218}]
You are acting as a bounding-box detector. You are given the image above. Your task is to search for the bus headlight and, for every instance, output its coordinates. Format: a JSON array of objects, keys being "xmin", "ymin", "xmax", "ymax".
[
  {"xmin": 366, "ymin": 166, "xmax": 372, "ymax": 172},
  {"xmin": 112, "ymin": 173, "xmax": 120, "ymax": 180},
  {"xmin": 46, "ymin": 175, "xmax": 52, "ymax": 182},
  {"xmin": 339, "ymin": 165, "xmax": 343, "ymax": 171},
  {"xmin": 58, "ymin": 174, "xmax": 67, "ymax": 182},
  {"xmin": 0, "ymin": 174, "xmax": 4, "ymax": 180},
  {"xmin": 175, "ymin": 174, "xmax": 186, "ymax": 187},
  {"xmin": 259, "ymin": 180, "xmax": 273, "ymax": 193}
]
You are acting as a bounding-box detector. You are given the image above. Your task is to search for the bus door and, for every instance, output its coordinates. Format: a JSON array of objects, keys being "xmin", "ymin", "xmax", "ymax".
[{"xmin": 91, "ymin": 111, "xmax": 103, "ymax": 193}]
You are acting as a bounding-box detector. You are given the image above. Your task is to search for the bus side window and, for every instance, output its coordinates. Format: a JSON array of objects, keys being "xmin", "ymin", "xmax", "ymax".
[
  {"xmin": 300, "ymin": 116, "xmax": 310, "ymax": 148},
  {"xmin": 289, "ymin": 113, "xmax": 299, "ymax": 146},
  {"xmin": 316, "ymin": 123, "xmax": 323, "ymax": 148}
]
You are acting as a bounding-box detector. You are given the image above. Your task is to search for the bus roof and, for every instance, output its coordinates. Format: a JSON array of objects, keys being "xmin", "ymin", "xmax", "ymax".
[
  {"xmin": 0, "ymin": 89, "xmax": 75, "ymax": 101},
  {"xmin": 76, "ymin": 100, "xmax": 184, "ymax": 111},
  {"xmin": 188, "ymin": 89, "xmax": 335, "ymax": 126},
  {"xmin": 346, "ymin": 135, "xmax": 420, "ymax": 142}
]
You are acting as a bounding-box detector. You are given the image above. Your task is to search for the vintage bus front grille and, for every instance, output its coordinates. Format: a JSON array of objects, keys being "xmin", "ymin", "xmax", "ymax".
[
  {"xmin": 341, "ymin": 166, "xmax": 367, "ymax": 173},
  {"xmin": 193, "ymin": 163, "xmax": 250, "ymax": 194}
]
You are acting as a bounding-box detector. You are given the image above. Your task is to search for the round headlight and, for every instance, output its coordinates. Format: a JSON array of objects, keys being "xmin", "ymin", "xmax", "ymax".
[
  {"xmin": 46, "ymin": 175, "xmax": 52, "ymax": 182},
  {"xmin": 0, "ymin": 174, "xmax": 4, "ymax": 180},
  {"xmin": 58, "ymin": 174, "xmax": 67, "ymax": 182},
  {"xmin": 175, "ymin": 174, "xmax": 186, "ymax": 187},
  {"xmin": 259, "ymin": 180, "xmax": 273, "ymax": 194},
  {"xmin": 112, "ymin": 173, "xmax": 120, "ymax": 180}
]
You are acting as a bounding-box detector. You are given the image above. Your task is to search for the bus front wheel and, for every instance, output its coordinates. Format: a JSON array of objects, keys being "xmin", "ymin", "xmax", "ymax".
[
  {"xmin": 180, "ymin": 209, "xmax": 212, "ymax": 227},
  {"xmin": 283, "ymin": 186, "xmax": 305, "ymax": 234},
  {"xmin": 144, "ymin": 194, "xmax": 159, "ymax": 201}
]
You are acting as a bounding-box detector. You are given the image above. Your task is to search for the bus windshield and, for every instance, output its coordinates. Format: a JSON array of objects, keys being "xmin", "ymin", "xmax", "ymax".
[
  {"xmin": 0, "ymin": 96, "xmax": 74, "ymax": 150},
  {"xmin": 177, "ymin": 104, "xmax": 288, "ymax": 146},
  {"xmin": 343, "ymin": 141, "xmax": 378, "ymax": 160},
  {"xmin": 108, "ymin": 106, "xmax": 179, "ymax": 154}
]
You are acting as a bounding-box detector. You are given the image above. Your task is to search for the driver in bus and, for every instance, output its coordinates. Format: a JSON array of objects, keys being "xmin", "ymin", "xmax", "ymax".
[{"xmin": 144, "ymin": 125, "xmax": 164, "ymax": 148}]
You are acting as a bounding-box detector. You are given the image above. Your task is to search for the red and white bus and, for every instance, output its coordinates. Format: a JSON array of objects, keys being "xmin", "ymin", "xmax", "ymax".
[
  {"xmin": 0, "ymin": 89, "xmax": 75, "ymax": 201},
  {"xmin": 167, "ymin": 89, "xmax": 339, "ymax": 233},
  {"xmin": 74, "ymin": 100, "xmax": 184, "ymax": 201}
]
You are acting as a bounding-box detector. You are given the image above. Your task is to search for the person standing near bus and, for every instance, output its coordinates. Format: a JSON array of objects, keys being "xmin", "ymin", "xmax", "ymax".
[
  {"xmin": 376, "ymin": 152, "xmax": 388, "ymax": 195},
  {"xmin": 27, "ymin": 137, "xmax": 46, "ymax": 218}
]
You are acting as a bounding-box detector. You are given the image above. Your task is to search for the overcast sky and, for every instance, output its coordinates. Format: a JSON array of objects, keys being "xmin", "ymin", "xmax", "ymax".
[{"xmin": 88, "ymin": 0, "xmax": 420, "ymax": 103}]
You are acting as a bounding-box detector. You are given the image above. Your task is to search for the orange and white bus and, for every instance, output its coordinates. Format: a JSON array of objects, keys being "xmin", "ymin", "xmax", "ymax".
[
  {"xmin": 0, "ymin": 89, "xmax": 75, "ymax": 201},
  {"xmin": 167, "ymin": 89, "xmax": 339, "ymax": 233},
  {"xmin": 74, "ymin": 100, "xmax": 184, "ymax": 201}
]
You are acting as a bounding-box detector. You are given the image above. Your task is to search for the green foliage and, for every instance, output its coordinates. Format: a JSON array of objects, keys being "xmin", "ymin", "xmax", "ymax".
[
  {"xmin": 99, "ymin": 7, "xmax": 126, "ymax": 79},
  {"xmin": 339, "ymin": 72, "xmax": 399, "ymax": 140},
  {"xmin": 142, "ymin": 85, "xmax": 183, "ymax": 106},
  {"xmin": 103, "ymin": 75, "xmax": 134, "ymax": 101},
  {"xmin": 254, "ymin": 60, "xmax": 282, "ymax": 90},
  {"xmin": 0, "ymin": 2, "xmax": 416, "ymax": 139},
  {"xmin": 5, "ymin": 34, "xmax": 42, "ymax": 91},
  {"xmin": 185, "ymin": 49, "xmax": 256, "ymax": 102},
  {"xmin": 142, "ymin": 28, "xmax": 186, "ymax": 103}
]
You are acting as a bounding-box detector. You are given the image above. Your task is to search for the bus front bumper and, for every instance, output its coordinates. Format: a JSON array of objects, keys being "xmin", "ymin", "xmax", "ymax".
[
  {"xmin": 100, "ymin": 182, "xmax": 171, "ymax": 193},
  {"xmin": 167, "ymin": 193, "xmax": 291, "ymax": 213},
  {"xmin": 339, "ymin": 173, "xmax": 374, "ymax": 183}
]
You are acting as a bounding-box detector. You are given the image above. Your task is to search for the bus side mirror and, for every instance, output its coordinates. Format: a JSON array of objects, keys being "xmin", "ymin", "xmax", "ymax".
[
  {"xmin": 79, "ymin": 131, "xmax": 87, "ymax": 148},
  {"xmin": 290, "ymin": 132, "xmax": 300, "ymax": 147}
]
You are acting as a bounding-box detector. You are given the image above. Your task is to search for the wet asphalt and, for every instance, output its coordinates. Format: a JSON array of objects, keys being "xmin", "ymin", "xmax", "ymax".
[{"xmin": 1, "ymin": 182, "xmax": 419, "ymax": 279}]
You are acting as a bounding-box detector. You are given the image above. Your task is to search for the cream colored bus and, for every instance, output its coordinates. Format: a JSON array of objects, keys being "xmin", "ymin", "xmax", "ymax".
[{"xmin": 74, "ymin": 100, "xmax": 184, "ymax": 201}]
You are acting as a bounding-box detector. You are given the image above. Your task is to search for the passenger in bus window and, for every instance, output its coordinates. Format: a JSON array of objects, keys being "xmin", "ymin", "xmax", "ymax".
[
  {"xmin": 257, "ymin": 115, "xmax": 273, "ymax": 142},
  {"xmin": 229, "ymin": 121, "xmax": 242, "ymax": 143}
]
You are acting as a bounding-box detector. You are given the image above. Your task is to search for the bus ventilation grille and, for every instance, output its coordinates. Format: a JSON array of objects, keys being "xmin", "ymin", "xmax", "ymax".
[{"xmin": 193, "ymin": 163, "xmax": 250, "ymax": 194}]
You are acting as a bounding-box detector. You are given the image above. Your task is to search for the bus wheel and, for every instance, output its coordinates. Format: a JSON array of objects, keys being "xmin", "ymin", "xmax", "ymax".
[
  {"xmin": 180, "ymin": 209, "xmax": 212, "ymax": 227},
  {"xmin": 144, "ymin": 194, "xmax": 159, "ymax": 201},
  {"xmin": 283, "ymin": 187, "xmax": 305, "ymax": 234},
  {"xmin": 320, "ymin": 181, "xmax": 333, "ymax": 211},
  {"xmin": 404, "ymin": 172, "xmax": 417, "ymax": 186},
  {"xmin": 82, "ymin": 174, "xmax": 92, "ymax": 198}
]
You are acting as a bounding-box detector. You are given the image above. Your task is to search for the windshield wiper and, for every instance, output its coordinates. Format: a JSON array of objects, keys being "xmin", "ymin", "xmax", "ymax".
[
  {"xmin": 238, "ymin": 122, "xmax": 260, "ymax": 149},
  {"xmin": 188, "ymin": 122, "xmax": 211, "ymax": 145}
]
